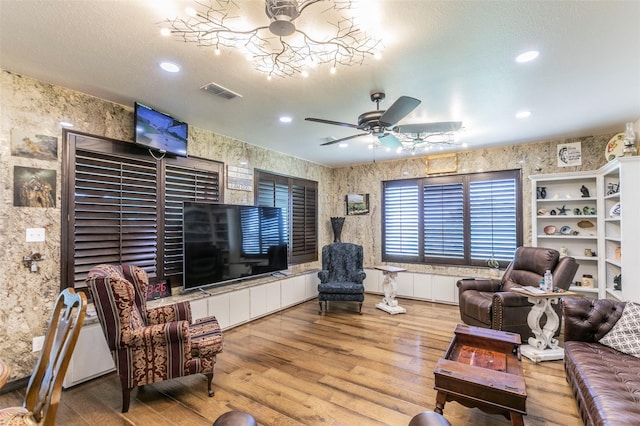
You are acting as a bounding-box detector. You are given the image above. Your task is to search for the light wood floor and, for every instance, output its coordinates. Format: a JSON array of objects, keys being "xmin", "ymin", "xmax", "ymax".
[{"xmin": 0, "ymin": 298, "xmax": 582, "ymax": 426}]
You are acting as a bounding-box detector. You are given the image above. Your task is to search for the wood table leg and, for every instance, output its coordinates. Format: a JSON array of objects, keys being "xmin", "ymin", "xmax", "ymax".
[
  {"xmin": 510, "ymin": 412, "xmax": 524, "ymax": 426},
  {"xmin": 434, "ymin": 391, "xmax": 447, "ymax": 414}
]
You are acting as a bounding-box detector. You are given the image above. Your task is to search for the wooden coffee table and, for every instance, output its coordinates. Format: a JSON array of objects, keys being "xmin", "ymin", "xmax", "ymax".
[{"xmin": 433, "ymin": 324, "xmax": 527, "ymax": 426}]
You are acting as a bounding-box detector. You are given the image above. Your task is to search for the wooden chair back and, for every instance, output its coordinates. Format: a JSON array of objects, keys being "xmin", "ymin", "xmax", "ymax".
[{"xmin": 24, "ymin": 288, "xmax": 86, "ymax": 425}]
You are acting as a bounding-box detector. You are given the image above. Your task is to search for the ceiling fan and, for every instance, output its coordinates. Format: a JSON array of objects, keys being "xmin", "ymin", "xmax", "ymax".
[{"xmin": 305, "ymin": 91, "xmax": 462, "ymax": 149}]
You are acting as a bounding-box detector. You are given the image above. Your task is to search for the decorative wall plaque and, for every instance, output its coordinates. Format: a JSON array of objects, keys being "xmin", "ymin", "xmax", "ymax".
[{"xmin": 425, "ymin": 153, "xmax": 458, "ymax": 175}]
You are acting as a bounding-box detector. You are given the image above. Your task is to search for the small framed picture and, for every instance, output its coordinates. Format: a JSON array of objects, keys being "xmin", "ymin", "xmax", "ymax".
[{"xmin": 346, "ymin": 193, "xmax": 369, "ymax": 215}]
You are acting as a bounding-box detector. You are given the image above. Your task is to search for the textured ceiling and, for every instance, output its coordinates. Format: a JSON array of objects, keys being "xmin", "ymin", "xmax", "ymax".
[{"xmin": 1, "ymin": 0, "xmax": 639, "ymax": 167}]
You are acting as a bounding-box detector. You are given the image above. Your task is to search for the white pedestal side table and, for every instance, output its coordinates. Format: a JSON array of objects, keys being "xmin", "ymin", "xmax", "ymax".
[
  {"xmin": 511, "ymin": 288, "xmax": 579, "ymax": 362},
  {"xmin": 374, "ymin": 265, "xmax": 407, "ymax": 315}
]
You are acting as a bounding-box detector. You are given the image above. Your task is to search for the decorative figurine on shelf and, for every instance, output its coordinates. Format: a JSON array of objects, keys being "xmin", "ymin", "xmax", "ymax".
[
  {"xmin": 613, "ymin": 274, "xmax": 622, "ymax": 291},
  {"xmin": 580, "ymin": 185, "xmax": 590, "ymax": 198},
  {"xmin": 536, "ymin": 186, "xmax": 546, "ymax": 199},
  {"xmin": 557, "ymin": 205, "xmax": 568, "ymax": 215},
  {"xmin": 573, "ymin": 208, "xmax": 582, "ymax": 215},
  {"xmin": 606, "ymin": 182, "xmax": 619, "ymax": 195},
  {"xmin": 623, "ymin": 122, "xmax": 637, "ymax": 157}
]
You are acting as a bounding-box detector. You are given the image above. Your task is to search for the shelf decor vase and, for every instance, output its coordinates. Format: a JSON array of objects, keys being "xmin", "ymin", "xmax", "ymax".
[
  {"xmin": 536, "ymin": 187, "xmax": 546, "ymax": 199},
  {"xmin": 330, "ymin": 217, "xmax": 345, "ymax": 242}
]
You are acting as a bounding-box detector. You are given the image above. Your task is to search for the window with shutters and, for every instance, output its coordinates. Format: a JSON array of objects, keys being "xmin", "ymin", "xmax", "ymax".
[
  {"xmin": 382, "ymin": 170, "xmax": 522, "ymax": 267},
  {"xmin": 254, "ymin": 170, "xmax": 318, "ymax": 264},
  {"xmin": 62, "ymin": 131, "xmax": 222, "ymax": 291}
]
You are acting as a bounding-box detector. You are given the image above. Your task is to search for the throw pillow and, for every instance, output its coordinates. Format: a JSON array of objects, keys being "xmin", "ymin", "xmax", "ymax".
[{"xmin": 599, "ymin": 302, "xmax": 640, "ymax": 358}]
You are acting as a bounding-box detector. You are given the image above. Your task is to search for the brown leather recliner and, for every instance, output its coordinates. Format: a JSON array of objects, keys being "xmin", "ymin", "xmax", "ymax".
[{"xmin": 457, "ymin": 246, "xmax": 578, "ymax": 340}]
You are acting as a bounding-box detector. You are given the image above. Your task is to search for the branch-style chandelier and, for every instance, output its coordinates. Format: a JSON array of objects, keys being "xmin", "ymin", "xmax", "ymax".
[
  {"xmin": 162, "ymin": 0, "xmax": 382, "ymax": 78},
  {"xmin": 368, "ymin": 131, "xmax": 465, "ymax": 154}
]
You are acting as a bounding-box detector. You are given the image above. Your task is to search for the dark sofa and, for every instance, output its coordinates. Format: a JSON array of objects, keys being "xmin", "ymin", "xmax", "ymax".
[{"xmin": 562, "ymin": 297, "xmax": 640, "ymax": 425}]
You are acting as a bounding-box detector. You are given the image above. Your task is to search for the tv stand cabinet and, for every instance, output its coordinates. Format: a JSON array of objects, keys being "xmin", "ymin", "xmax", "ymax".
[{"xmin": 63, "ymin": 270, "xmax": 319, "ymax": 388}]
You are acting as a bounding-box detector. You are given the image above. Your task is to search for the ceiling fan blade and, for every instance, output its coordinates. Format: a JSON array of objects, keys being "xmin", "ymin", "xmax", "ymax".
[
  {"xmin": 305, "ymin": 117, "xmax": 360, "ymax": 129},
  {"xmin": 321, "ymin": 133, "xmax": 370, "ymax": 146},
  {"xmin": 396, "ymin": 121, "xmax": 463, "ymax": 134},
  {"xmin": 379, "ymin": 96, "xmax": 421, "ymax": 127},
  {"xmin": 378, "ymin": 133, "xmax": 403, "ymax": 149}
]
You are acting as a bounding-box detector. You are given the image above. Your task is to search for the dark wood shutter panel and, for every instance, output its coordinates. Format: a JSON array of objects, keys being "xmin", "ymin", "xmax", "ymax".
[
  {"xmin": 255, "ymin": 171, "xmax": 317, "ymax": 265},
  {"xmin": 73, "ymin": 150, "xmax": 158, "ymax": 287},
  {"xmin": 291, "ymin": 179, "xmax": 317, "ymax": 263},
  {"xmin": 164, "ymin": 161, "xmax": 220, "ymax": 279}
]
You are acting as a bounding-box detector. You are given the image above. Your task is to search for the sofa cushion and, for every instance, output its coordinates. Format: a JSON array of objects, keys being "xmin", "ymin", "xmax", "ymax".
[
  {"xmin": 599, "ymin": 302, "xmax": 640, "ymax": 358},
  {"xmin": 564, "ymin": 341, "xmax": 640, "ymax": 425}
]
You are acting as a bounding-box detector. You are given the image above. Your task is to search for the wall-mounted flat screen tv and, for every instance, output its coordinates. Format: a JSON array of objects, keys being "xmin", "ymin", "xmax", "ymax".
[
  {"xmin": 134, "ymin": 102, "xmax": 188, "ymax": 157},
  {"xmin": 183, "ymin": 202, "xmax": 288, "ymax": 291}
]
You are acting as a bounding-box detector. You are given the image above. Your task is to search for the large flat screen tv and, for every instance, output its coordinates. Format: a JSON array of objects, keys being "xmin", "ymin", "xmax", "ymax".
[
  {"xmin": 183, "ymin": 202, "xmax": 288, "ymax": 291},
  {"xmin": 134, "ymin": 102, "xmax": 188, "ymax": 157}
]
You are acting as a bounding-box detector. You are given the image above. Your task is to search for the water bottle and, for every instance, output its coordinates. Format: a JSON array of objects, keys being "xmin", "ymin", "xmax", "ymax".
[{"xmin": 544, "ymin": 269, "xmax": 553, "ymax": 292}]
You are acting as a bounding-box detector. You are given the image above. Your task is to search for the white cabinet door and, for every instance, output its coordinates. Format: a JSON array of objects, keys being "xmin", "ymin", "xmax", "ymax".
[
  {"xmin": 229, "ymin": 289, "xmax": 250, "ymax": 327},
  {"xmin": 250, "ymin": 282, "xmax": 281, "ymax": 319},
  {"xmin": 305, "ymin": 272, "xmax": 319, "ymax": 299},
  {"xmin": 413, "ymin": 274, "xmax": 433, "ymax": 300},
  {"xmin": 189, "ymin": 298, "xmax": 209, "ymax": 321},
  {"xmin": 396, "ymin": 272, "xmax": 414, "ymax": 297},
  {"xmin": 432, "ymin": 275, "xmax": 457, "ymax": 304},
  {"xmin": 266, "ymin": 281, "xmax": 281, "ymax": 313},
  {"xmin": 63, "ymin": 322, "xmax": 115, "ymax": 388},
  {"xmin": 363, "ymin": 268, "xmax": 384, "ymax": 293},
  {"xmin": 208, "ymin": 293, "xmax": 230, "ymax": 329},
  {"xmin": 281, "ymin": 276, "xmax": 306, "ymax": 307},
  {"xmin": 250, "ymin": 284, "xmax": 267, "ymax": 318}
]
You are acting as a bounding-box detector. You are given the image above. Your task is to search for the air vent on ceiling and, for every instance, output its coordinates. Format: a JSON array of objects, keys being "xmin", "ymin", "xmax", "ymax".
[{"xmin": 200, "ymin": 82, "xmax": 242, "ymax": 100}]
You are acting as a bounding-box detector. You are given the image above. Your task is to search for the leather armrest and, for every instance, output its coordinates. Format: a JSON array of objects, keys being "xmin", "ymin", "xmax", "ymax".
[
  {"xmin": 493, "ymin": 291, "xmax": 531, "ymax": 307},
  {"xmin": 457, "ymin": 278, "xmax": 502, "ymax": 293}
]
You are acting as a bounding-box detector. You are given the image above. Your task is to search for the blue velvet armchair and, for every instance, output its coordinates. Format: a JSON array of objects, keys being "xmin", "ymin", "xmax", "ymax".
[{"xmin": 317, "ymin": 242, "xmax": 366, "ymax": 314}]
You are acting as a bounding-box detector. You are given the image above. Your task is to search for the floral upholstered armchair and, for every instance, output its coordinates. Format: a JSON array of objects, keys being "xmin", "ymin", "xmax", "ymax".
[
  {"xmin": 317, "ymin": 242, "xmax": 366, "ymax": 314},
  {"xmin": 87, "ymin": 264, "xmax": 223, "ymax": 412}
]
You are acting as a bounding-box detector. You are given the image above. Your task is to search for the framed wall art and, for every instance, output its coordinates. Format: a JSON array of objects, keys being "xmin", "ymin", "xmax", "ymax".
[
  {"xmin": 13, "ymin": 166, "xmax": 56, "ymax": 208},
  {"xmin": 346, "ymin": 193, "xmax": 369, "ymax": 215},
  {"xmin": 11, "ymin": 130, "xmax": 58, "ymax": 161}
]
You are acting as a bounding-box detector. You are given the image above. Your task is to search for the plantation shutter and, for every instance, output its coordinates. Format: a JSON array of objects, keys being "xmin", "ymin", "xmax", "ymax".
[
  {"xmin": 469, "ymin": 175, "xmax": 518, "ymax": 263},
  {"xmin": 63, "ymin": 131, "xmax": 222, "ymax": 291},
  {"xmin": 73, "ymin": 149, "xmax": 158, "ymax": 287},
  {"xmin": 164, "ymin": 159, "xmax": 220, "ymax": 278},
  {"xmin": 256, "ymin": 172, "xmax": 290, "ymax": 243},
  {"xmin": 291, "ymin": 178, "xmax": 317, "ymax": 263},
  {"xmin": 423, "ymin": 181, "xmax": 465, "ymax": 260},
  {"xmin": 381, "ymin": 169, "xmax": 521, "ymax": 266},
  {"xmin": 255, "ymin": 170, "xmax": 317, "ymax": 265},
  {"xmin": 382, "ymin": 180, "xmax": 420, "ymax": 261}
]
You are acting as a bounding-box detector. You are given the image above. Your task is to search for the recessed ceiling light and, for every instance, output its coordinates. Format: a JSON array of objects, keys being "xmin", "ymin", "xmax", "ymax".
[
  {"xmin": 338, "ymin": 143, "xmax": 348, "ymax": 148},
  {"xmin": 279, "ymin": 116, "xmax": 292, "ymax": 123},
  {"xmin": 516, "ymin": 110, "xmax": 531, "ymax": 118},
  {"xmin": 516, "ymin": 50, "xmax": 539, "ymax": 63},
  {"xmin": 60, "ymin": 121, "xmax": 74, "ymax": 127},
  {"xmin": 160, "ymin": 62, "xmax": 180, "ymax": 73},
  {"xmin": 301, "ymin": 70, "xmax": 309, "ymax": 78},
  {"xmin": 160, "ymin": 28, "xmax": 171, "ymax": 37}
]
